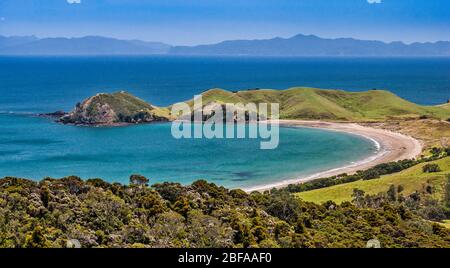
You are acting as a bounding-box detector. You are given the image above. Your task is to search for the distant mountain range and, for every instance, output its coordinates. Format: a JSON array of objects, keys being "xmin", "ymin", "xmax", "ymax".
[
  {"xmin": 0, "ymin": 36, "xmax": 171, "ymax": 55},
  {"xmin": 1, "ymin": 34, "xmax": 449, "ymax": 56}
]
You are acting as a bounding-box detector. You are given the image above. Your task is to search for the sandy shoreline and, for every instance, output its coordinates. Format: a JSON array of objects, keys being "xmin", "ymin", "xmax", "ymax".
[{"xmin": 244, "ymin": 120, "xmax": 423, "ymax": 192}]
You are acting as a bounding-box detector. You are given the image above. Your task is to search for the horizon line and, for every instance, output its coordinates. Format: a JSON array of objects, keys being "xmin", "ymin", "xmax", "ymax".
[{"xmin": 2, "ymin": 33, "xmax": 450, "ymax": 47}]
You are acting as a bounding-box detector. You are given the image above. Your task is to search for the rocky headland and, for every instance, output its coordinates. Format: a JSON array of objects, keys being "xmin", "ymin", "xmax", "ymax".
[{"xmin": 44, "ymin": 91, "xmax": 173, "ymax": 126}]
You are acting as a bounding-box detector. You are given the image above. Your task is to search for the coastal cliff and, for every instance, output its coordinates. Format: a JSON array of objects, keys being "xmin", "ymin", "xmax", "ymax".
[{"xmin": 57, "ymin": 91, "xmax": 173, "ymax": 126}]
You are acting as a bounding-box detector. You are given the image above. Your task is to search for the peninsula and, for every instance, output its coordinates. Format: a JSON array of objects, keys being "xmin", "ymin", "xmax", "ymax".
[
  {"xmin": 46, "ymin": 87, "xmax": 450, "ymax": 126},
  {"xmin": 46, "ymin": 91, "xmax": 173, "ymax": 126}
]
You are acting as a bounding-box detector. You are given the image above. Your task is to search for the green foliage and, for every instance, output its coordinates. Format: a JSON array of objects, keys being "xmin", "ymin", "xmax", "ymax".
[
  {"xmin": 62, "ymin": 91, "xmax": 173, "ymax": 125},
  {"xmin": 24, "ymin": 226, "xmax": 50, "ymax": 248},
  {"xmin": 423, "ymin": 164, "xmax": 442, "ymax": 173},
  {"xmin": 286, "ymin": 159, "xmax": 421, "ymax": 194},
  {"xmin": 264, "ymin": 191, "xmax": 302, "ymax": 223},
  {"xmin": 0, "ymin": 176, "xmax": 449, "ymax": 248},
  {"xmin": 432, "ymin": 223, "xmax": 450, "ymax": 238},
  {"xmin": 387, "ymin": 185, "xmax": 397, "ymax": 202},
  {"xmin": 446, "ymin": 175, "xmax": 450, "ymax": 208},
  {"xmin": 129, "ymin": 174, "xmax": 149, "ymax": 187},
  {"xmin": 298, "ymin": 156, "xmax": 450, "ymax": 205},
  {"xmin": 352, "ymin": 189, "xmax": 365, "ymax": 208},
  {"xmin": 290, "ymin": 152, "xmax": 450, "ymax": 197}
]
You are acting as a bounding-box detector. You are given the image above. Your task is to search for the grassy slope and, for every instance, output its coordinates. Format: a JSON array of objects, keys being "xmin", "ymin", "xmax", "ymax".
[
  {"xmin": 88, "ymin": 91, "xmax": 173, "ymax": 119},
  {"xmin": 439, "ymin": 103, "xmax": 450, "ymax": 118},
  {"xmin": 439, "ymin": 220, "xmax": 450, "ymax": 229},
  {"xmin": 182, "ymin": 87, "xmax": 450, "ymax": 121},
  {"xmin": 296, "ymin": 157, "xmax": 450, "ymax": 204},
  {"xmin": 90, "ymin": 92, "xmax": 153, "ymax": 113},
  {"xmin": 439, "ymin": 102, "xmax": 450, "ymax": 110},
  {"xmin": 364, "ymin": 119, "xmax": 450, "ymax": 149}
]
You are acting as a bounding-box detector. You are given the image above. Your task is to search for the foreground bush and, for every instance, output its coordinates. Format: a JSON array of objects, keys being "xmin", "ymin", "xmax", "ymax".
[
  {"xmin": 423, "ymin": 164, "xmax": 442, "ymax": 173},
  {"xmin": 0, "ymin": 175, "xmax": 448, "ymax": 248}
]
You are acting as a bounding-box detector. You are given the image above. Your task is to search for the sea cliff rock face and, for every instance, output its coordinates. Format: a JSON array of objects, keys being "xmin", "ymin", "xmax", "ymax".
[{"xmin": 60, "ymin": 91, "xmax": 172, "ymax": 126}]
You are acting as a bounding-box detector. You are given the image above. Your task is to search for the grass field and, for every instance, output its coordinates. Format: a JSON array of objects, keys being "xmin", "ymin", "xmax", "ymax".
[
  {"xmin": 181, "ymin": 87, "xmax": 450, "ymax": 122},
  {"xmin": 439, "ymin": 220, "xmax": 450, "ymax": 229},
  {"xmin": 296, "ymin": 157, "xmax": 450, "ymax": 204},
  {"xmin": 81, "ymin": 91, "xmax": 174, "ymax": 120},
  {"xmin": 439, "ymin": 102, "xmax": 450, "ymax": 112},
  {"xmin": 364, "ymin": 119, "xmax": 450, "ymax": 149}
]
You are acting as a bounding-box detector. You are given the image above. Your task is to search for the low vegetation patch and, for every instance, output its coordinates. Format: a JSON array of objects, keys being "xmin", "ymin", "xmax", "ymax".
[
  {"xmin": 296, "ymin": 156, "xmax": 450, "ymax": 205},
  {"xmin": 285, "ymin": 148, "xmax": 449, "ymax": 195},
  {"xmin": 423, "ymin": 164, "xmax": 442, "ymax": 173}
]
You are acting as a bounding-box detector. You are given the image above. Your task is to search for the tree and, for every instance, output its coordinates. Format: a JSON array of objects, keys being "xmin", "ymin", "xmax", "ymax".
[
  {"xmin": 360, "ymin": 169, "xmax": 380, "ymax": 180},
  {"xmin": 24, "ymin": 226, "xmax": 50, "ymax": 248},
  {"xmin": 139, "ymin": 192, "xmax": 166, "ymax": 217},
  {"xmin": 430, "ymin": 147, "xmax": 443, "ymax": 156},
  {"xmin": 387, "ymin": 185, "xmax": 397, "ymax": 202},
  {"xmin": 129, "ymin": 174, "xmax": 149, "ymax": 187},
  {"xmin": 422, "ymin": 164, "xmax": 441, "ymax": 173},
  {"xmin": 352, "ymin": 189, "xmax": 366, "ymax": 208},
  {"xmin": 445, "ymin": 147, "xmax": 450, "ymax": 156},
  {"xmin": 40, "ymin": 185, "xmax": 51, "ymax": 208},
  {"xmin": 252, "ymin": 225, "xmax": 269, "ymax": 242},
  {"xmin": 173, "ymin": 197, "xmax": 191, "ymax": 218},
  {"xmin": 432, "ymin": 223, "xmax": 449, "ymax": 238},
  {"xmin": 265, "ymin": 191, "xmax": 302, "ymax": 223},
  {"xmin": 153, "ymin": 182, "xmax": 183, "ymax": 203}
]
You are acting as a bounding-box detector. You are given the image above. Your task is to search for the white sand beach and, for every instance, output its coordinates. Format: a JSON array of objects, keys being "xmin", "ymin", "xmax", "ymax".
[{"xmin": 244, "ymin": 120, "xmax": 423, "ymax": 192}]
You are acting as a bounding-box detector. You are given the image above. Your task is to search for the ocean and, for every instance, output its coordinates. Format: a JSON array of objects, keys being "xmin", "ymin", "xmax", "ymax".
[{"xmin": 0, "ymin": 56, "xmax": 448, "ymax": 188}]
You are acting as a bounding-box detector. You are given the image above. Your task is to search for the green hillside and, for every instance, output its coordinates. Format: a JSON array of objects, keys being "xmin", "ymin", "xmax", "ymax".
[
  {"xmin": 296, "ymin": 157, "xmax": 450, "ymax": 204},
  {"xmin": 181, "ymin": 87, "xmax": 450, "ymax": 121},
  {"xmin": 88, "ymin": 91, "xmax": 154, "ymax": 114},
  {"xmin": 440, "ymin": 103, "xmax": 450, "ymax": 113},
  {"xmin": 61, "ymin": 91, "xmax": 173, "ymax": 125},
  {"xmin": 83, "ymin": 91, "xmax": 172, "ymax": 119}
]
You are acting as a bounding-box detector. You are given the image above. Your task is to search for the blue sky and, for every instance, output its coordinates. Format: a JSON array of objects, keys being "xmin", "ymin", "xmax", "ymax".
[{"xmin": 0, "ymin": 0, "xmax": 449, "ymax": 45}]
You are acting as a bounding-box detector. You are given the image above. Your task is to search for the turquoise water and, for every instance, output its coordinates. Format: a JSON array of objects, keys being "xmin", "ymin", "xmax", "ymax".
[
  {"xmin": 0, "ymin": 114, "xmax": 376, "ymax": 189},
  {"xmin": 0, "ymin": 56, "xmax": 448, "ymax": 188}
]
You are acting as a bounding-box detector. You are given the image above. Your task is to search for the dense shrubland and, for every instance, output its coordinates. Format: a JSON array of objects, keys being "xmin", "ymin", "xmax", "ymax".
[{"xmin": 0, "ymin": 173, "xmax": 448, "ymax": 248}]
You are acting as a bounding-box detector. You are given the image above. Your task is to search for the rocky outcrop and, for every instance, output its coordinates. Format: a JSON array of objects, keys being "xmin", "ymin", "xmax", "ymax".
[
  {"xmin": 57, "ymin": 91, "xmax": 173, "ymax": 126},
  {"xmin": 39, "ymin": 111, "xmax": 68, "ymax": 118}
]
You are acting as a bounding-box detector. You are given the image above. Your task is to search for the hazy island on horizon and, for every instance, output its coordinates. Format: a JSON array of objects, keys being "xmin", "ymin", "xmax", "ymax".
[{"xmin": 1, "ymin": 33, "xmax": 450, "ymax": 56}]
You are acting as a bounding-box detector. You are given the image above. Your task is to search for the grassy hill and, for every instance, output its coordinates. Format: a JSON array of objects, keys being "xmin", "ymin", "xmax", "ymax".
[
  {"xmin": 296, "ymin": 157, "xmax": 450, "ymax": 204},
  {"xmin": 363, "ymin": 119, "xmax": 450, "ymax": 149},
  {"xmin": 440, "ymin": 103, "xmax": 450, "ymax": 113},
  {"xmin": 182, "ymin": 87, "xmax": 450, "ymax": 121},
  {"xmin": 61, "ymin": 91, "xmax": 173, "ymax": 125},
  {"xmin": 87, "ymin": 91, "xmax": 172, "ymax": 119}
]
